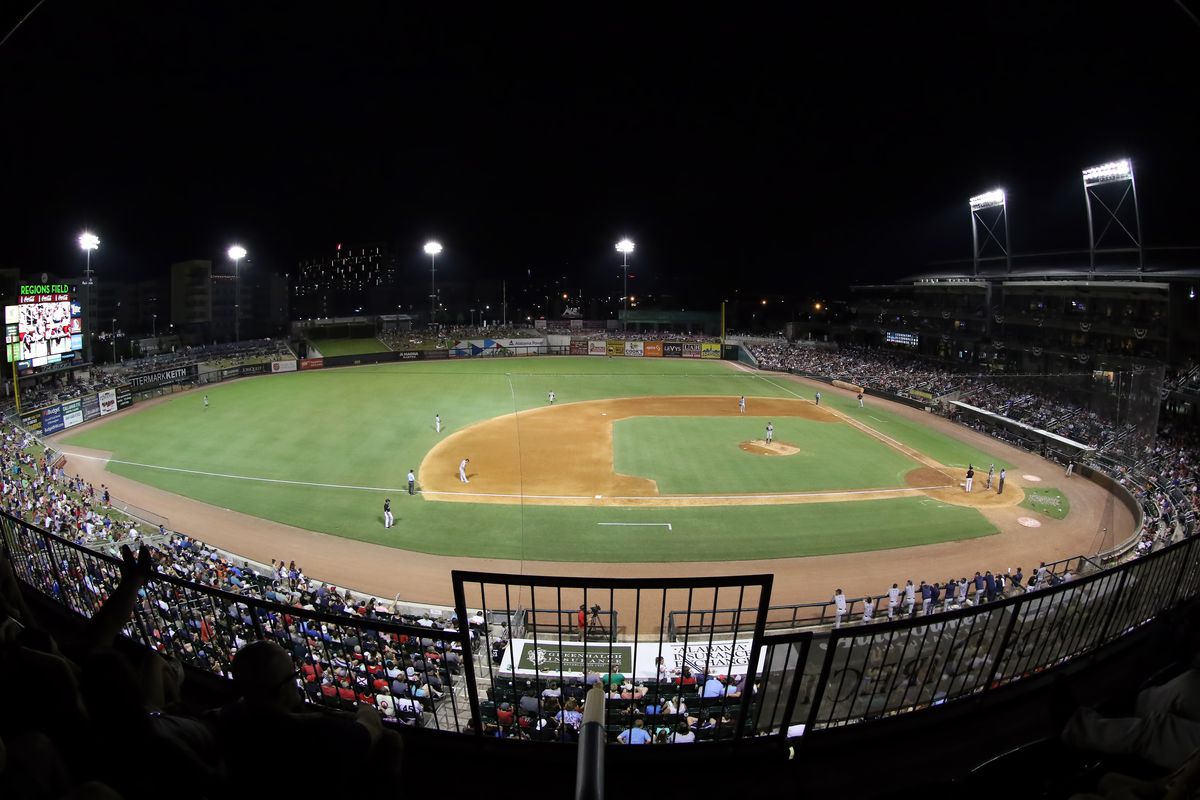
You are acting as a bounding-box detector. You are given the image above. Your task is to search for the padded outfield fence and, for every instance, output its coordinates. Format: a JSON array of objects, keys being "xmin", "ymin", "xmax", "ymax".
[{"xmin": 3, "ymin": 506, "xmax": 1199, "ymax": 742}]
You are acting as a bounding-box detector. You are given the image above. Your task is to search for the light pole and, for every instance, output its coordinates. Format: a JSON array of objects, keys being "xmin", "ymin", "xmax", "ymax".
[
  {"xmin": 78, "ymin": 232, "xmax": 99, "ymax": 363},
  {"xmin": 615, "ymin": 238, "xmax": 635, "ymax": 331},
  {"xmin": 227, "ymin": 245, "xmax": 246, "ymax": 343},
  {"xmin": 152, "ymin": 313, "xmax": 157, "ymax": 338},
  {"xmin": 424, "ymin": 241, "xmax": 443, "ymax": 327}
]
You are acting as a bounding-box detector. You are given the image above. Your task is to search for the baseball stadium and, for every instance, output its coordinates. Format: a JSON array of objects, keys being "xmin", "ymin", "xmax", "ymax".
[{"xmin": 5, "ymin": 5, "xmax": 1200, "ymax": 798}]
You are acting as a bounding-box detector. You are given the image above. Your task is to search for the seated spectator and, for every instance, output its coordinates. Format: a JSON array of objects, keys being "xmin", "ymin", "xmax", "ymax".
[{"xmin": 617, "ymin": 718, "xmax": 652, "ymax": 744}]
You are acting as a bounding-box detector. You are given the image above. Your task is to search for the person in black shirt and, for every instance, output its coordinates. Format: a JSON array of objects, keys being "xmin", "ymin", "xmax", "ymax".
[{"xmin": 383, "ymin": 498, "xmax": 393, "ymax": 529}]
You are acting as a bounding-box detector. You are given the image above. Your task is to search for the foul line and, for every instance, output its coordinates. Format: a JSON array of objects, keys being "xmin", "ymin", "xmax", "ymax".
[
  {"xmin": 597, "ymin": 522, "xmax": 672, "ymax": 531},
  {"xmin": 61, "ymin": 451, "xmax": 952, "ymax": 502}
]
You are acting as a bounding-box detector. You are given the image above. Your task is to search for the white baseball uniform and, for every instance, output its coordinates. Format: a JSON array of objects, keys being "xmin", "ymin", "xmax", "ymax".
[
  {"xmin": 459, "ymin": 459, "xmax": 469, "ymax": 483},
  {"xmin": 436, "ymin": 414, "xmax": 441, "ymax": 433}
]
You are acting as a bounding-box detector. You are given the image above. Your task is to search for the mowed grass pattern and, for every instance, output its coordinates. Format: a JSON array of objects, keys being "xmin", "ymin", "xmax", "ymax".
[
  {"xmin": 614, "ymin": 416, "xmax": 921, "ymax": 493},
  {"xmin": 62, "ymin": 358, "xmax": 999, "ymax": 561}
]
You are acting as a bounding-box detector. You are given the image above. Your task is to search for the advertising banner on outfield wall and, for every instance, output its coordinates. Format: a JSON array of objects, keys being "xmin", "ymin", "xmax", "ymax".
[
  {"xmin": 61, "ymin": 399, "xmax": 83, "ymax": 429},
  {"xmin": 606, "ymin": 340, "xmax": 624, "ymax": 356},
  {"xmin": 116, "ymin": 386, "xmax": 133, "ymax": 409},
  {"xmin": 20, "ymin": 411, "xmax": 41, "ymax": 434},
  {"xmin": 624, "ymin": 340, "xmax": 644, "ymax": 357},
  {"xmin": 82, "ymin": 393, "xmax": 101, "ymax": 422},
  {"xmin": 239, "ymin": 363, "xmax": 271, "ymax": 377},
  {"xmin": 588, "ymin": 340, "xmax": 607, "ymax": 356},
  {"xmin": 98, "ymin": 389, "xmax": 118, "ymax": 416},
  {"xmin": 701, "ymin": 342, "xmax": 721, "ymax": 359},
  {"xmin": 271, "ymin": 359, "xmax": 297, "ymax": 373},
  {"xmin": 663, "ymin": 341, "xmax": 683, "ymax": 358},
  {"xmin": 570, "ymin": 339, "xmax": 589, "ymax": 355},
  {"xmin": 643, "ymin": 341, "xmax": 663, "ymax": 357},
  {"xmin": 423, "ymin": 349, "xmax": 448, "ymax": 360},
  {"xmin": 127, "ymin": 364, "xmax": 198, "ymax": 390},
  {"xmin": 300, "ymin": 358, "xmax": 324, "ymax": 370},
  {"xmin": 40, "ymin": 404, "xmax": 64, "ymax": 435},
  {"xmin": 682, "ymin": 342, "xmax": 701, "ymax": 359},
  {"xmin": 396, "ymin": 351, "xmax": 421, "ymax": 361}
]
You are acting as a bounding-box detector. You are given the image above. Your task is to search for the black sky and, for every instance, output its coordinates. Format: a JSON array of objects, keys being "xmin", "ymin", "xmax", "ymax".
[{"xmin": 2, "ymin": 2, "xmax": 1198, "ymax": 299}]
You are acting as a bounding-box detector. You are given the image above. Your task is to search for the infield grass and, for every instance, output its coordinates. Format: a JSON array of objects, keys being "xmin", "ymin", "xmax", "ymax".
[{"xmin": 61, "ymin": 358, "xmax": 1000, "ymax": 561}]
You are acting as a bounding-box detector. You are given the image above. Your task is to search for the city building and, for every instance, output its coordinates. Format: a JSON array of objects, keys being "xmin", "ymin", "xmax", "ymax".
[{"xmin": 293, "ymin": 243, "xmax": 397, "ymax": 318}]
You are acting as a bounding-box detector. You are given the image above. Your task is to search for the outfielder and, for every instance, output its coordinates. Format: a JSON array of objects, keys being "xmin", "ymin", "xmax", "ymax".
[
  {"xmin": 203, "ymin": 395, "xmax": 209, "ymax": 410},
  {"xmin": 857, "ymin": 391, "xmax": 864, "ymax": 408},
  {"xmin": 459, "ymin": 458, "xmax": 470, "ymax": 484},
  {"xmin": 814, "ymin": 391, "xmax": 821, "ymax": 406},
  {"xmin": 548, "ymin": 391, "xmax": 556, "ymax": 405},
  {"xmin": 765, "ymin": 422, "xmax": 774, "ymax": 444},
  {"xmin": 383, "ymin": 498, "xmax": 394, "ymax": 529},
  {"xmin": 738, "ymin": 396, "xmax": 746, "ymax": 414},
  {"xmin": 435, "ymin": 413, "xmax": 441, "ymax": 433}
]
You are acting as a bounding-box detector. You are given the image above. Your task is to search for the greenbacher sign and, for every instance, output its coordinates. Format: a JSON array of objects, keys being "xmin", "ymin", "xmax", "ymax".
[{"xmin": 516, "ymin": 642, "xmax": 633, "ymax": 673}]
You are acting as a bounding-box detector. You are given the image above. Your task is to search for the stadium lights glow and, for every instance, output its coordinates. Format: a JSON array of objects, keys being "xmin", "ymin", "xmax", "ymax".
[
  {"xmin": 78, "ymin": 232, "xmax": 100, "ymax": 251},
  {"xmin": 1083, "ymin": 159, "xmax": 1133, "ymax": 185},
  {"xmin": 969, "ymin": 189, "xmax": 1005, "ymax": 210},
  {"xmin": 615, "ymin": 239, "xmax": 634, "ymax": 255},
  {"xmin": 227, "ymin": 245, "xmax": 247, "ymax": 261},
  {"xmin": 423, "ymin": 241, "xmax": 443, "ymax": 256}
]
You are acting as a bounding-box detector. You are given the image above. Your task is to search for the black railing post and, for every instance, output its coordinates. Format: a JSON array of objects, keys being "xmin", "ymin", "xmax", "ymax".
[
  {"xmin": 575, "ymin": 684, "xmax": 606, "ymax": 800},
  {"xmin": 451, "ymin": 572, "xmax": 483, "ymax": 735}
]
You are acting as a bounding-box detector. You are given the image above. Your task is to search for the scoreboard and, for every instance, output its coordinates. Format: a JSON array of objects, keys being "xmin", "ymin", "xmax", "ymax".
[{"xmin": 5, "ymin": 283, "xmax": 85, "ymax": 374}]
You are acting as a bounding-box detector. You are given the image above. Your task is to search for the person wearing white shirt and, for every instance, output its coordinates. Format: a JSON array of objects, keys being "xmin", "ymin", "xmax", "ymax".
[
  {"xmin": 833, "ymin": 588, "xmax": 846, "ymax": 628},
  {"xmin": 887, "ymin": 584, "xmax": 900, "ymax": 619},
  {"xmin": 903, "ymin": 580, "xmax": 916, "ymax": 616},
  {"xmin": 861, "ymin": 597, "xmax": 874, "ymax": 624}
]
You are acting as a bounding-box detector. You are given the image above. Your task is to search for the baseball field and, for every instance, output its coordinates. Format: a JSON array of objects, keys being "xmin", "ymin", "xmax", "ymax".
[{"xmin": 57, "ymin": 357, "xmax": 1045, "ymax": 563}]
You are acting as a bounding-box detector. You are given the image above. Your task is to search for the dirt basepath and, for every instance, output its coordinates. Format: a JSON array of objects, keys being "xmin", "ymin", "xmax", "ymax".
[{"xmin": 52, "ymin": 365, "xmax": 1134, "ymax": 615}]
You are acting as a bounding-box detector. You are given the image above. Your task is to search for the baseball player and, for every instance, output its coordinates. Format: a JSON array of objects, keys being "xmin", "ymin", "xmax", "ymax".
[
  {"xmin": 965, "ymin": 465, "xmax": 974, "ymax": 493},
  {"xmin": 1065, "ymin": 460, "xmax": 1075, "ymax": 477},
  {"xmin": 814, "ymin": 391, "xmax": 821, "ymax": 406},
  {"xmin": 548, "ymin": 391, "xmax": 556, "ymax": 405},
  {"xmin": 407, "ymin": 469, "xmax": 416, "ymax": 496},
  {"xmin": 203, "ymin": 395, "xmax": 209, "ymax": 410},
  {"xmin": 765, "ymin": 422, "xmax": 774, "ymax": 444},
  {"xmin": 986, "ymin": 464, "xmax": 995, "ymax": 490},
  {"xmin": 459, "ymin": 458, "xmax": 470, "ymax": 484},
  {"xmin": 738, "ymin": 396, "xmax": 746, "ymax": 414},
  {"xmin": 435, "ymin": 414, "xmax": 441, "ymax": 433},
  {"xmin": 833, "ymin": 588, "xmax": 846, "ymax": 628},
  {"xmin": 861, "ymin": 597, "xmax": 874, "ymax": 625},
  {"xmin": 887, "ymin": 583, "xmax": 899, "ymax": 619},
  {"xmin": 857, "ymin": 391, "xmax": 864, "ymax": 408},
  {"xmin": 383, "ymin": 498, "xmax": 394, "ymax": 529},
  {"xmin": 903, "ymin": 579, "xmax": 916, "ymax": 616}
]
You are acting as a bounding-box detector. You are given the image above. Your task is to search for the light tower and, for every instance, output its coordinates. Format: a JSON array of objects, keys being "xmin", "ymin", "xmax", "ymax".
[
  {"xmin": 969, "ymin": 189, "xmax": 1010, "ymax": 276},
  {"xmin": 227, "ymin": 246, "xmax": 246, "ymax": 343},
  {"xmin": 615, "ymin": 238, "xmax": 635, "ymax": 330},
  {"xmin": 78, "ymin": 232, "xmax": 100, "ymax": 363},
  {"xmin": 1082, "ymin": 159, "xmax": 1142, "ymax": 273},
  {"xmin": 424, "ymin": 241, "xmax": 443, "ymax": 326}
]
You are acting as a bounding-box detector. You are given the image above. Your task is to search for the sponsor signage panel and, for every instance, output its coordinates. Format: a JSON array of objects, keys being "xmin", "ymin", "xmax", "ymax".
[
  {"xmin": 238, "ymin": 362, "xmax": 271, "ymax": 377},
  {"xmin": 570, "ymin": 339, "xmax": 589, "ymax": 355},
  {"xmin": 623, "ymin": 340, "xmax": 644, "ymax": 357},
  {"xmin": 643, "ymin": 341, "xmax": 663, "ymax": 357},
  {"xmin": 606, "ymin": 340, "xmax": 624, "ymax": 357},
  {"xmin": 396, "ymin": 351, "xmax": 420, "ymax": 361},
  {"xmin": 701, "ymin": 342, "xmax": 721, "ymax": 359},
  {"xmin": 515, "ymin": 642, "xmax": 634, "ymax": 674},
  {"xmin": 61, "ymin": 398, "xmax": 83, "ymax": 429},
  {"xmin": 116, "ymin": 386, "xmax": 133, "ymax": 409},
  {"xmin": 588, "ymin": 340, "xmax": 607, "ymax": 356},
  {"xmin": 270, "ymin": 360, "xmax": 297, "ymax": 373},
  {"xmin": 300, "ymin": 357, "xmax": 324, "ymax": 370},
  {"xmin": 128, "ymin": 364, "xmax": 198, "ymax": 390},
  {"xmin": 82, "ymin": 393, "xmax": 101, "ymax": 421},
  {"xmin": 41, "ymin": 404, "xmax": 64, "ymax": 435},
  {"xmin": 20, "ymin": 411, "xmax": 41, "ymax": 433},
  {"xmin": 98, "ymin": 389, "xmax": 118, "ymax": 416},
  {"xmin": 663, "ymin": 341, "xmax": 683, "ymax": 358},
  {"xmin": 423, "ymin": 349, "xmax": 448, "ymax": 360},
  {"xmin": 682, "ymin": 342, "xmax": 701, "ymax": 359},
  {"xmin": 500, "ymin": 638, "xmax": 762, "ymax": 678}
]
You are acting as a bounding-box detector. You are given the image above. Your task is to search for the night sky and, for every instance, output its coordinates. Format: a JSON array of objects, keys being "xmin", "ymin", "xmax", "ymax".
[{"xmin": 2, "ymin": 2, "xmax": 1198, "ymax": 302}]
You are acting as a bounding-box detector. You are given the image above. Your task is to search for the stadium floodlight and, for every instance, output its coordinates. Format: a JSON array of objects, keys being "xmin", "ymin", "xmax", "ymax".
[
  {"xmin": 227, "ymin": 245, "xmax": 246, "ymax": 344},
  {"xmin": 1082, "ymin": 159, "xmax": 1133, "ymax": 186},
  {"xmin": 78, "ymin": 231, "xmax": 100, "ymax": 363},
  {"xmin": 615, "ymin": 239, "xmax": 635, "ymax": 331},
  {"xmin": 1081, "ymin": 158, "xmax": 1142, "ymax": 272},
  {"xmin": 424, "ymin": 241, "xmax": 443, "ymax": 325},
  {"xmin": 78, "ymin": 231, "xmax": 100, "ymax": 251},
  {"xmin": 969, "ymin": 188, "xmax": 1011, "ymax": 276},
  {"xmin": 969, "ymin": 189, "xmax": 1005, "ymax": 211}
]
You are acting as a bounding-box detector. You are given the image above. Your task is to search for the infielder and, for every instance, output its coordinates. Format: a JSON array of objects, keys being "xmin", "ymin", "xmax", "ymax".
[
  {"xmin": 383, "ymin": 498, "xmax": 394, "ymax": 529},
  {"xmin": 765, "ymin": 422, "xmax": 774, "ymax": 444},
  {"xmin": 435, "ymin": 414, "xmax": 441, "ymax": 433},
  {"xmin": 548, "ymin": 391, "xmax": 556, "ymax": 405},
  {"xmin": 738, "ymin": 396, "xmax": 746, "ymax": 414},
  {"xmin": 459, "ymin": 458, "xmax": 470, "ymax": 484},
  {"xmin": 965, "ymin": 465, "xmax": 974, "ymax": 493}
]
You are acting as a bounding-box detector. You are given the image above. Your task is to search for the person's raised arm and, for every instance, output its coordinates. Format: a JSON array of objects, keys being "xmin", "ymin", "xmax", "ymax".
[{"xmin": 80, "ymin": 544, "xmax": 154, "ymax": 653}]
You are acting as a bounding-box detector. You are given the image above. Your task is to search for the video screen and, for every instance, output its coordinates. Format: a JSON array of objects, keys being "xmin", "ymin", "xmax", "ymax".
[
  {"xmin": 885, "ymin": 331, "xmax": 919, "ymax": 347},
  {"xmin": 4, "ymin": 286, "xmax": 83, "ymax": 372}
]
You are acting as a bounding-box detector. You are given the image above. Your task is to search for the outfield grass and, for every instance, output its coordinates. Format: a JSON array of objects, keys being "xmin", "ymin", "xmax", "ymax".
[
  {"xmin": 61, "ymin": 358, "xmax": 1000, "ymax": 561},
  {"xmin": 310, "ymin": 337, "xmax": 391, "ymax": 356},
  {"xmin": 614, "ymin": 416, "xmax": 921, "ymax": 493}
]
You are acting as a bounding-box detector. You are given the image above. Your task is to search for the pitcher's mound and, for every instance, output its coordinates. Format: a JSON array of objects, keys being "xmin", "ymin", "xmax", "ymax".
[{"xmin": 740, "ymin": 440, "xmax": 800, "ymax": 456}]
